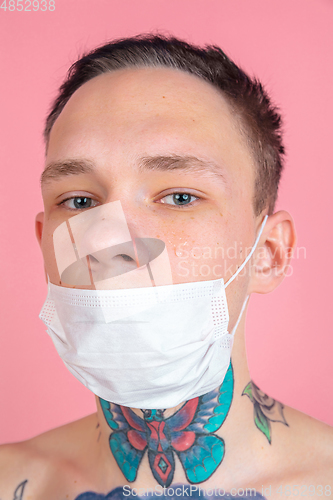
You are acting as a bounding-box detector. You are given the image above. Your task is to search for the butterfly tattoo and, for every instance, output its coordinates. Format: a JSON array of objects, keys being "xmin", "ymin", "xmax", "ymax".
[{"xmin": 99, "ymin": 362, "xmax": 234, "ymax": 487}]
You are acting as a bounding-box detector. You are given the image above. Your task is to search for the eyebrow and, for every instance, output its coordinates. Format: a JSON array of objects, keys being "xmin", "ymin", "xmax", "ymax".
[
  {"xmin": 41, "ymin": 159, "xmax": 94, "ymax": 185},
  {"xmin": 138, "ymin": 155, "xmax": 227, "ymax": 183},
  {"xmin": 41, "ymin": 155, "xmax": 227, "ymax": 185}
]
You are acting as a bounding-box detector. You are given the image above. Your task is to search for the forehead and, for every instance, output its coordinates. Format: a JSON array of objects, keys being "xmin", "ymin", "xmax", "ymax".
[{"xmin": 47, "ymin": 67, "xmax": 253, "ymax": 184}]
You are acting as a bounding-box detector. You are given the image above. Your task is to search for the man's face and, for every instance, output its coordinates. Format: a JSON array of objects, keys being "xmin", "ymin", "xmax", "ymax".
[{"xmin": 39, "ymin": 67, "xmax": 259, "ymax": 307}]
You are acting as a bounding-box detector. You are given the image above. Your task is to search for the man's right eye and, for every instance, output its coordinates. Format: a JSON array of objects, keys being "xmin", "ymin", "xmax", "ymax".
[{"xmin": 59, "ymin": 197, "xmax": 99, "ymax": 210}]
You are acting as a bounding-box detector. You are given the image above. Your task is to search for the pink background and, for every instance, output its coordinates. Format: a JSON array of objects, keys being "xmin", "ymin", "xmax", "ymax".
[{"xmin": 0, "ymin": 0, "xmax": 332, "ymax": 444}]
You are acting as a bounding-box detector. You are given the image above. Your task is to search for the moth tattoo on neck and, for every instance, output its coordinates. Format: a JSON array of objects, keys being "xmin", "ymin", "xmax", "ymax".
[{"xmin": 100, "ymin": 362, "xmax": 234, "ymax": 486}]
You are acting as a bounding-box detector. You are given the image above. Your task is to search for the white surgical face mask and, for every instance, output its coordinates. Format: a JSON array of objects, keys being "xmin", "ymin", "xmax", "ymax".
[{"xmin": 39, "ymin": 203, "xmax": 267, "ymax": 409}]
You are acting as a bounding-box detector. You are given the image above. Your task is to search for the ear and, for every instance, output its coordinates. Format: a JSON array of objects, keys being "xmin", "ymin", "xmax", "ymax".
[
  {"xmin": 248, "ymin": 210, "xmax": 297, "ymax": 294},
  {"xmin": 35, "ymin": 212, "xmax": 44, "ymax": 248},
  {"xmin": 35, "ymin": 212, "xmax": 48, "ymax": 283}
]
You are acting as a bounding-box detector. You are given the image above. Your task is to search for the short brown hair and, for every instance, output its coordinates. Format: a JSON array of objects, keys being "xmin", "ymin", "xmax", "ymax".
[{"xmin": 44, "ymin": 34, "xmax": 285, "ymax": 215}]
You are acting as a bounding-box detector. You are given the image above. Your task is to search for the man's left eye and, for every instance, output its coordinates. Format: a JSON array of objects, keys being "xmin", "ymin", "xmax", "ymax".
[
  {"xmin": 60, "ymin": 197, "xmax": 99, "ymax": 210},
  {"xmin": 160, "ymin": 193, "xmax": 198, "ymax": 206}
]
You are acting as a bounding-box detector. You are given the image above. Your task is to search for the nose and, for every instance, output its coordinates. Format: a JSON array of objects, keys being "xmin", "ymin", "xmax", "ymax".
[
  {"xmin": 60, "ymin": 238, "xmax": 165, "ymax": 286},
  {"xmin": 54, "ymin": 200, "xmax": 166, "ymax": 287},
  {"xmin": 86, "ymin": 239, "xmax": 149, "ymax": 283}
]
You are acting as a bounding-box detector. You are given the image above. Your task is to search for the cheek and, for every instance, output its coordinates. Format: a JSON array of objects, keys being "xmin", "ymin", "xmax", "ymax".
[
  {"xmin": 41, "ymin": 227, "xmax": 61, "ymax": 285},
  {"xmin": 162, "ymin": 220, "xmax": 236, "ymax": 284}
]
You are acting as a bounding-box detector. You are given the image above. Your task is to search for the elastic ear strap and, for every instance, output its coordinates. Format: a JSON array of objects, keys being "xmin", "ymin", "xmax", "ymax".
[
  {"xmin": 225, "ymin": 215, "xmax": 268, "ymax": 288},
  {"xmin": 230, "ymin": 295, "xmax": 249, "ymax": 336}
]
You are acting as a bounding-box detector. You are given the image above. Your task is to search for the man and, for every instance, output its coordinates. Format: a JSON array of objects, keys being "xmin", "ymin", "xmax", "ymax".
[{"xmin": 0, "ymin": 35, "xmax": 332, "ymax": 500}]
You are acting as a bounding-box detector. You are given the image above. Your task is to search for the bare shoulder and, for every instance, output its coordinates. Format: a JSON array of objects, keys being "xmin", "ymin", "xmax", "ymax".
[
  {"xmin": 0, "ymin": 441, "xmax": 31, "ymax": 499},
  {"xmin": 285, "ymin": 404, "xmax": 333, "ymax": 450},
  {"xmin": 0, "ymin": 413, "xmax": 99, "ymax": 499},
  {"xmin": 272, "ymin": 404, "xmax": 333, "ymax": 485}
]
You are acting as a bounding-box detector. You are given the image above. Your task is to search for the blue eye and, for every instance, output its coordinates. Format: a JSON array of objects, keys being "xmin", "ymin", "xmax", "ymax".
[
  {"xmin": 60, "ymin": 197, "xmax": 98, "ymax": 210},
  {"xmin": 161, "ymin": 193, "xmax": 198, "ymax": 206},
  {"xmin": 73, "ymin": 197, "xmax": 92, "ymax": 209},
  {"xmin": 173, "ymin": 193, "xmax": 191, "ymax": 205}
]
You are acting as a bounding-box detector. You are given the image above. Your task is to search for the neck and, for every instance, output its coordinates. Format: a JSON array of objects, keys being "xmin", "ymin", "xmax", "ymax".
[{"xmin": 92, "ymin": 314, "xmax": 286, "ymax": 491}]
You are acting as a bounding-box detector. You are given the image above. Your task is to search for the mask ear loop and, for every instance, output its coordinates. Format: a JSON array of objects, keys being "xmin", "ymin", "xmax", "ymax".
[
  {"xmin": 225, "ymin": 215, "xmax": 268, "ymax": 339},
  {"xmin": 225, "ymin": 215, "xmax": 268, "ymax": 289},
  {"xmin": 230, "ymin": 295, "xmax": 249, "ymax": 338}
]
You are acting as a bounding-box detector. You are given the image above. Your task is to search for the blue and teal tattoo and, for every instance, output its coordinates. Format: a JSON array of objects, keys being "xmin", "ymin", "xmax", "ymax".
[{"xmin": 99, "ymin": 362, "xmax": 234, "ymax": 487}]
